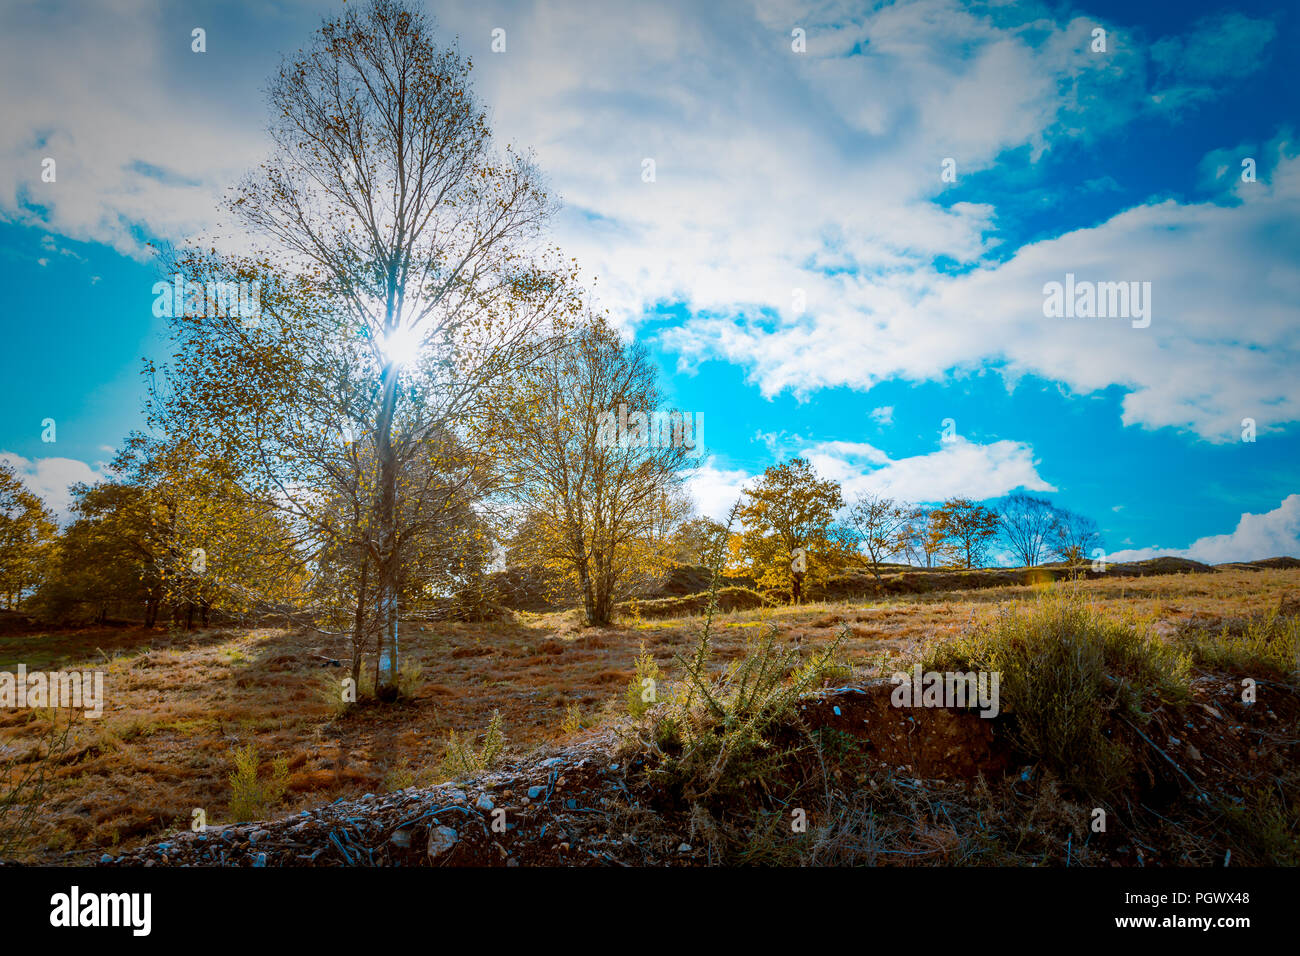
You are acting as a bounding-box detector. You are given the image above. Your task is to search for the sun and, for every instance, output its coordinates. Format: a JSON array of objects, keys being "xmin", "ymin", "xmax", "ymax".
[{"xmin": 376, "ymin": 321, "xmax": 425, "ymax": 368}]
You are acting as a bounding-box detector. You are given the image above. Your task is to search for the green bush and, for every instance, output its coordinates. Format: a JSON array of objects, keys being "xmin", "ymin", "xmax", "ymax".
[
  {"xmin": 227, "ymin": 744, "xmax": 290, "ymax": 822},
  {"xmin": 640, "ymin": 622, "xmax": 845, "ymax": 803},
  {"xmin": 626, "ymin": 642, "xmax": 662, "ymax": 718},
  {"xmin": 920, "ymin": 594, "xmax": 1190, "ymax": 797},
  {"xmin": 1184, "ymin": 612, "xmax": 1300, "ymax": 678},
  {"xmin": 438, "ymin": 709, "xmax": 507, "ymax": 780}
]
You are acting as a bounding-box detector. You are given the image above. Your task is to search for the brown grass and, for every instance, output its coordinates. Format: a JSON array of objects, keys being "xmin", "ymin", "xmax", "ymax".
[{"xmin": 1, "ymin": 568, "xmax": 1294, "ymax": 861}]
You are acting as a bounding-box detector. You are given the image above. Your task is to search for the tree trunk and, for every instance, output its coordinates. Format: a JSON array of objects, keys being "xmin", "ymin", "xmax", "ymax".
[
  {"xmin": 351, "ymin": 558, "xmax": 369, "ymax": 691},
  {"xmin": 374, "ymin": 356, "xmax": 400, "ymax": 698}
]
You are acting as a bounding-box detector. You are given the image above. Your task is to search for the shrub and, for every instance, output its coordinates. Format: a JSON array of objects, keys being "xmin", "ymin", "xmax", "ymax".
[
  {"xmin": 438, "ymin": 709, "xmax": 507, "ymax": 780},
  {"xmin": 561, "ymin": 702, "xmax": 583, "ymax": 736},
  {"xmin": 1185, "ymin": 612, "xmax": 1299, "ymax": 678},
  {"xmin": 0, "ymin": 711, "xmax": 76, "ymax": 858},
  {"xmin": 919, "ymin": 594, "xmax": 1190, "ymax": 797},
  {"xmin": 227, "ymin": 744, "xmax": 289, "ymax": 822},
  {"xmin": 626, "ymin": 642, "xmax": 662, "ymax": 718},
  {"xmin": 639, "ymin": 622, "xmax": 846, "ymax": 804}
]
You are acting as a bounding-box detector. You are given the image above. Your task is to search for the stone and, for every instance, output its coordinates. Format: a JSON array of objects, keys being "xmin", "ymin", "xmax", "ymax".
[
  {"xmin": 427, "ymin": 825, "xmax": 459, "ymax": 859},
  {"xmin": 476, "ymin": 793, "xmax": 494, "ymax": 812}
]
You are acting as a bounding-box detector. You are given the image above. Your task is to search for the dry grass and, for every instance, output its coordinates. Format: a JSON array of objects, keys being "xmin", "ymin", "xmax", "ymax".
[{"xmin": 1, "ymin": 568, "xmax": 1294, "ymax": 861}]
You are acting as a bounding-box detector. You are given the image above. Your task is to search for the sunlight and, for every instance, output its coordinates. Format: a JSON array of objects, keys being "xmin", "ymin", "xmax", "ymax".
[{"xmin": 376, "ymin": 320, "xmax": 425, "ymax": 368}]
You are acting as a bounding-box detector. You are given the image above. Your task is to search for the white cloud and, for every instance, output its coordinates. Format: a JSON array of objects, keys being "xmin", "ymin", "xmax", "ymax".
[
  {"xmin": 803, "ymin": 436, "xmax": 1055, "ymax": 504},
  {"xmin": 0, "ymin": 0, "xmax": 287, "ymax": 259},
  {"xmin": 665, "ymin": 142, "xmax": 1300, "ymax": 442},
  {"xmin": 870, "ymin": 406, "xmax": 894, "ymax": 426},
  {"xmin": 0, "ymin": 452, "xmax": 107, "ymax": 520},
  {"xmin": 1108, "ymin": 495, "xmax": 1300, "ymax": 565},
  {"xmin": 684, "ymin": 435, "xmax": 1053, "ymax": 520},
  {"xmin": 684, "ymin": 459, "xmax": 752, "ymax": 522},
  {"xmin": 2, "ymin": 0, "xmax": 1289, "ymax": 445}
]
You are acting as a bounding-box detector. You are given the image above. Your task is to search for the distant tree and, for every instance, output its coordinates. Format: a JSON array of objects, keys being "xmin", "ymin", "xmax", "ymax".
[
  {"xmin": 998, "ymin": 492, "xmax": 1060, "ymax": 567},
  {"xmin": 733, "ymin": 457, "xmax": 847, "ymax": 602},
  {"xmin": 931, "ymin": 498, "xmax": 1001, "ymax": 569},
  {"xmin": 496, "ymin": 318, "xmax": 691, "ymax": 626},
  {"xmin": 1050, "ymin": 509, "xmax": 1102, "ymax": 570},
  {"xmin": 844, "ymin": 493, "xmax": 911, "ymax": 582},
  {"xmin": 0, "ymin": 463, "xmax": 57, "ymax": 610},
  {"xmin": 663, "ymin": 514, "xmax": 727, "ymax": 568},
  {"xmin": 898, "ymin": 506, "xmax": 955, "ymax": 568},
  {"xmin": 37, "ymin": 480, "xmax": 160, "ymax": 625}
]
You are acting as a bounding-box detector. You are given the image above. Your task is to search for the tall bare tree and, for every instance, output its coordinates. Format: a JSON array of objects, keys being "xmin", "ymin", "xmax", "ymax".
[
  {"xmin": 844, "ymin": 493, "xmax": 911, "ymax": 583},
  {"xmin": 998, "ymin": 492, "xmax": 1059, "ymax": 568},
  {"xmin": 219, "ymin": 0, "xmax": 579, "ymax": 693},
  {"xmin": 1050, "ymin": 508, "xmax": 1103, "ymax": 570}
]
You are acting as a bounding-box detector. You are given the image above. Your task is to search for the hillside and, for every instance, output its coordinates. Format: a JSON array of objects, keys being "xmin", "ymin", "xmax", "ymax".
[{"xmin": 2, "ymin": 566, "xmax": 1283, "ymax": 867}]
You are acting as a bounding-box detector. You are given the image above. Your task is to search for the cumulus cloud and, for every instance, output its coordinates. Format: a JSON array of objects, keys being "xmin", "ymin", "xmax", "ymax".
[
  {"xmin": 1108, "ymin": 495, "xmax": 1300, "ymax": 564},
  {"xmin": 0, "ymin": 452, "xmax": 108, "ymax": 519},
  {"xmin": 684, "ymin": 459, "xmax": 752, "ymax": 522},
  {"xmin": 803, "ymin": 436, "xmax": 1055, "ymax": 503},
  {"xmin": 665, "ymin": 142, "xmax": 1300, "ymax": 442},
  {"xmin": 1, "ymin": 0, "xmax": 1289, "ymax": 445},
  {"xmin": 683, "ymin": 436, "xmax": 1053, "ymax": 520}
]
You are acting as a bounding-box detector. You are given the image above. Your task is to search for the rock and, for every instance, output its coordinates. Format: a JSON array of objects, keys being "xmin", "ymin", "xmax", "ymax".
[
  {"xmin": 678, "ymin": 843, "xmax": 692, "ymax": 853},
  {"xmin": 476, "ymin": 794, "xmax": 495, "ymax": 812},
  {"xmin": 100, "ymin": 854, "xmax": 113, "ymax": 864},
  {"xmin": 390, "ymin": 829, "xmax": 411, "ymax": 849},
  {"xmin": 253, "ymin": 853, "xmax": 267, "ymax": 867},
  {"xmin": 539, "ymin": 757, "xmax": 564, "ymax": 768},
  {"xmin": 527, "ymin": 785, "xmax": 544, "ymax": 799},
  {"xmin": 427, "ymin": 825, "xmax": 459, "ymax": 859},
  {"xmin": 249, "ymin": 829, "xmax": 269, "ymax": 844}
]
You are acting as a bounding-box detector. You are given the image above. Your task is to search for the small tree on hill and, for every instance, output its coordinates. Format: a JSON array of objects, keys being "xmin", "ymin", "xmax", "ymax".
[
  {"xmin": 732, "ymin": 457, "xmax": 847, "ymax": 601},
  {"xmin": 998, "ymin": 492, "xmax": 1059, "ymax": 568},
  {"xmin": 931, "ymin": 497, "xmax": 1000, "ymax": 569},
  {"xmin": 845, "ymin": 493, "xmax": 911, "ymax": 583}
]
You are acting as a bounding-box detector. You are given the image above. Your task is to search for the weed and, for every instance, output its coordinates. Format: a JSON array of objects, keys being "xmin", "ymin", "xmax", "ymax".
[
  {"xmin": 227, "ymin": 744, "xmax": 290, "ymax": 821},
  {"xmin": 438, "ymin": 709, "xmax": 507, "ymax": 780}
]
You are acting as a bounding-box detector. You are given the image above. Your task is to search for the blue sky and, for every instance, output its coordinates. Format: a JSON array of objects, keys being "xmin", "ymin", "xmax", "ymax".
[{"xmin": 1, "ymin": 0, "xmax": 1297, "ymax": 563}]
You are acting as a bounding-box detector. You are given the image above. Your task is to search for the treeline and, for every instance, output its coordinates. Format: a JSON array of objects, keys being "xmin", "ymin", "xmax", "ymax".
[{"xmin": 694, "ymin": 460, "xmax": 1102, "ymax": 604}]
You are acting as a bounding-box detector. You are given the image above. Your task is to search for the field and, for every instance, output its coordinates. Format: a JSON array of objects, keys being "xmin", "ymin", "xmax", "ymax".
[{"xmin": 2, "ymin": 567, "xmax": 1298, "ymax": 863}]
